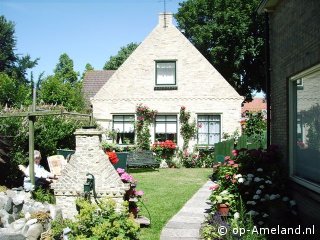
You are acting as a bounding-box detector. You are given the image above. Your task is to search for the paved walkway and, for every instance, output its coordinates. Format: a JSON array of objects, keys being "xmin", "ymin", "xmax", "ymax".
[{"xmin": 160, "ymin": 179, "xmax": 214, "ymax": 240}]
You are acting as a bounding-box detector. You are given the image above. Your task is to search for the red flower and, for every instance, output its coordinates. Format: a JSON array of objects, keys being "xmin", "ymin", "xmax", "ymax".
[
  {"xmin": 232, "ymin": 149, "xmax": 239, "ymax": 157},
  {"xmin": 106, "ymin": 151, "xmax": 119, "ymax": 165}
]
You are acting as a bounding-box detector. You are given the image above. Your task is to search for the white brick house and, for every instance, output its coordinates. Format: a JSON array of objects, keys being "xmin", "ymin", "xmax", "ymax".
[{"xmin": 89, "ymin": 13, "xmax": 243, "ymax": 149}]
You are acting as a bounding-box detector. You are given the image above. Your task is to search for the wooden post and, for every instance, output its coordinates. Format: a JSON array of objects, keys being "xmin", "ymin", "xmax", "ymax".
[
  {"xmin": 29, "ymin": 87, "xmax": 37, "ymax": 186},
  {"xmin": 29, "ymin": 115, "xmax": 35, "ymax": 185}
]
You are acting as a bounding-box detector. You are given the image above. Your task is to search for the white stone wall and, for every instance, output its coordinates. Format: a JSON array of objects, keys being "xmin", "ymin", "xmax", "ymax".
[
  {"xmin": 92, "ymin": 13, "xmax": 243, "ymax": 149},
  {"xmin": 52, "ymin": 129, "xmax": 128, "ymax": 219}
]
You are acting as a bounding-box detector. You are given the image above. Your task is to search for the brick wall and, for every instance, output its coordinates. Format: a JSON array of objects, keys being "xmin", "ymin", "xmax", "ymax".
[
  {"xmin": 269, "ymin": 0, "xmax": 320, "ymax": 162},
  {"xmin": 269, "ymin": 0, "xmax": 320, "ymax": 224}
]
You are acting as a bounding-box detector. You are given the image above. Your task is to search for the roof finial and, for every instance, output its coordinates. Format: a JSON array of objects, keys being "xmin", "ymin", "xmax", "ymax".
[{"xmin": 163, "ymin": 0, "xmax": 167, "ymax": 28}]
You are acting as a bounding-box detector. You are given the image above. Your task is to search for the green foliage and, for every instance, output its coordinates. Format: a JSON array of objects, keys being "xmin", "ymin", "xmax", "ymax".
[
  {"xmin": 103, "ymin": 42, "xmax": 139, "ymax": 70},
  {"xmin": 0, "ymin": 73, "xmax": 31, "ymax": 107},
  {"xmin": 175, "ymin": 0, "xmax": 265, "ymax": 100},
  {"xmin": 243, "ymin": 111, "xmax": 266, "ymax": 137},
  {"xmin": 31, "ymin": 187, "xmax": 55, "ymax": 204},
  {"xmin": 54, "ymin": 53, "xmax": 79, "ymax": 84},
  {"xmin": 38, "ymin": 75, "xmax": 86, "ymax": 112},
  {"xmin": 53, "ymin": 198, "xmax": 140, "ymax": 239},
  {"xmin": 178, "ymin": 149, "xmax": 215, "ymax": 168},
  {"xmin": 179, "ymin": 106, "xmax": 196, "ymax": 150},
  {"xmin": 0, "ymin": 15, "xmax": 16, "ymax": 73},
  {"xmin": 51, "ymin": 217, "xmax": 73, "ymax": 239},
  {"xmin": 0, "ymin": 15, "xmax": 38, "ymax": 82},
  {"xmin": 135, "ymin": 104, "xmax": 157, "ymax": 150},
  {"xmin": 0, "ymin": 15, "xmax": 37, "ymax": 107},
  {"xmin": 0, "ymin": 106, "xmax": 88, "ymax": 187},
  {"xmin": 81, "ymin": 63, "xmax": 94, "ymax": 80}
]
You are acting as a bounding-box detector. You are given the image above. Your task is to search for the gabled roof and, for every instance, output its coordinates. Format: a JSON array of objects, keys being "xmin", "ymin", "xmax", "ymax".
[
  {"xmin": 83, "ymin": 70, "xmax": 115, "ymax": 102},
  {"xmin": 242, "ymin": 98, "xmax": 267, "ymax": 114}
]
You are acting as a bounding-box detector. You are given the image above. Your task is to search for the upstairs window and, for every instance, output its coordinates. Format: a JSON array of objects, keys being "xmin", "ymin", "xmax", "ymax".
[
  {"xmin": 156, "ymin": 61, "xmax": 176, "ymax": 85},
  {"xmin": 113, "ymin": 115, "xmax": 135, "ymax": 144}
]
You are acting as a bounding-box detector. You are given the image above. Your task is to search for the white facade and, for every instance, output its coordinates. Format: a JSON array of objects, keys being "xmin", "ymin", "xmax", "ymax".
[{"xmin": 91, "ymin": 13, "xmax": 243, "ymax": 149}]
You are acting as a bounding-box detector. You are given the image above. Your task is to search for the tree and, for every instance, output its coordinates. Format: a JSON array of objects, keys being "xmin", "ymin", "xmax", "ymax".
[
  {"xmin": 0, "ymin": 15, "xmax": 38, "ymax": 84},
  {"xmin": 103, "ymin": 42, "xmax": 139, "ymax": 70},
  {"xmin": 0, "ymin": 15, "xmax": 16, "ymax": 73},
  {"xmin": 81, "ymin": 63, "xmax": 94, "ymax": 80},
  {"xmin": 38, "ymin": 75, "xmax": 85, "ymax": 112},
  {"xmin": 175, "ymin": 0, "xmax": 265, "ymax": 100},
  {"xmin": 54, "ymin": 53, "xmax": 79, "ymax": 84},
  {"xmin": 0, "ymin": 73, "xmax": 31, "ymax": 107}
]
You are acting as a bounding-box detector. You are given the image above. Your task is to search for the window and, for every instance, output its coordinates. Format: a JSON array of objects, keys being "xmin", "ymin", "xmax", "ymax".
[
  {"xmin": 197, "ymin": 115, "xmax": 221, "ymax": 145},
  {"xmin": 155, "ymin": 115, "xmax": 177, "ymax": 142},
  {"xmin": 289, "ymin": 64, "xmax": 320, "ymax": 191},
  {"xmin": 113, "ymin": 115, "xmax": 135, "ymax": 144},
  {"xmin": 156, "ymin": 61, "xmax": 176, "ymax": 85}
]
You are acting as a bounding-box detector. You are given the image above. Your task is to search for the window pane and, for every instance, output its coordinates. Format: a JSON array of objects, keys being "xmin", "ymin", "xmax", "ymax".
[
  {"xmin": 209, "ymin": 122, "xmax": 220, "ymax": 133},
  {"xmin": 166, "ymin": 115, "xmax": 177, "ymax": 121},
  {"xmin": 156, "ymin": 123, "xmax": 166, "ymax": 133},
  {"xmin": 113, "ymin": 115, "xmax": 135, "ymax": 144},
  {"xmin": 113, "ymin": 115, "xmax": 123, "ymax": 121},
  {"xmin": 198, "ymin": 134, "xmax": 208, "ymax": 144},
  {"xmin": 293, "ymin": 69, "xmax": 320, "ymax": 185},
  {"xmin": 209, "ymin": 134, "xmax": 220, "ymax": 145},
  {"xmin": 167, "ymin": 122, "xmax": 177, "ymax": 133},
  {"xmin": 198, "ymin": 115, "xmax": 208, "ymax": 121},
  {"xmin": 198, "ymin": 122, "xmax": 208, "ymax": 133},
  {"xmin": 156, "ymin": 62, "xmax": 175, "ymax": 85},
  {"xmin": 124, "ymin": 115, "xmax": 134, "ymax": 121},
  {"xmin": 124, "ymin": 123, "xmax": 134, "ymax": 133},
  {"xmin": 156, "ymin": 116, "xmax": 166, "ymax": 121},
  {"xmin": 113, "ymin": 123, "xmax": 123, "ymax": 132},
  {"xmin": 197, "ymin": 115, "xmax": 221, "ymax": 145}
]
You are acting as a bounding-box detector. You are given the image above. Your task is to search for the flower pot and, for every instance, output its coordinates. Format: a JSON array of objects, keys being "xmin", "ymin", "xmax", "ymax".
[{"xmin": 218, "ymin": 204, "xmax": 229, "ymax": 216}]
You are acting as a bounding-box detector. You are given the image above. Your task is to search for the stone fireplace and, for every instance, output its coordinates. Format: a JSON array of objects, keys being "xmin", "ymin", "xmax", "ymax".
[{"xmin": 51, "ymin": 128, "xmax": 128, "ymax": 219}]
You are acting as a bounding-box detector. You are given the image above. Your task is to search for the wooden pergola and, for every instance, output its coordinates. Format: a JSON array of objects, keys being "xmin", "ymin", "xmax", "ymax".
[{"xmin": 0, "ymin": 89, "xmax": 93, "ymax": 186}]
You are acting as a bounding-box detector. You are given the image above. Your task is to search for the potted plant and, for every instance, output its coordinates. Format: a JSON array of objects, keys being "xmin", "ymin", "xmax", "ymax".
[{"xmin": 210, "ymin": 190, "xmax": 236, "ymax": 216}]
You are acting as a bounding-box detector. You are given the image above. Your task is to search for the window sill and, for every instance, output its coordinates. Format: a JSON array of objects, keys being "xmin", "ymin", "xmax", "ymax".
[
  {"xmin": 290, "ymin": 176, "xmax": 320, "ymax": 194},
  {"xmin": 154, "ymin": 85, "xmax": 178, "ymax": 90}
]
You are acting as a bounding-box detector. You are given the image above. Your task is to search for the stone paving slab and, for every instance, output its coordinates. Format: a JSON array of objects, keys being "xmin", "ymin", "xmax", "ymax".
[{"xmin": 160, "ymin": 179, "xmax": 213, "ymax": 240}]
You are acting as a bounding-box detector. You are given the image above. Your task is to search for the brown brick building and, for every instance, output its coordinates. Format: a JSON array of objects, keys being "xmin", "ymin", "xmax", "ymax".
[{"xmin": 259, "ymin": 0, "xmax": 320, "ymax": 227}]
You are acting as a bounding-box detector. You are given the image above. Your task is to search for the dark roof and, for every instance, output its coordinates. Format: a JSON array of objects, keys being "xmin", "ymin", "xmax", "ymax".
[{"xmin": 83, "ymin": 70, "xmax": 116, "ymax": 102}]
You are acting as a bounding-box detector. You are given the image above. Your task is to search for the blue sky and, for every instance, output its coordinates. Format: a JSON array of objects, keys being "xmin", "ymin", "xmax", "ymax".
[{"xmin": 0, "ymin": 0, "xmax": 182, "ymax": 79}]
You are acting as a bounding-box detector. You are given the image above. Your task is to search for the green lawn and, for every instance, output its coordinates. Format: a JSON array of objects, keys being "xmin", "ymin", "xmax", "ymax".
[{"xmin": 130, "ymin": 168, "xmax": 212, "ymax": 240}]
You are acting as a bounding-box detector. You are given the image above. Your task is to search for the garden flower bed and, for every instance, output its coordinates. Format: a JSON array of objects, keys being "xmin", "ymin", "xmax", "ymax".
[{"xmin": 202, "ymin": 145, "xmax": 299, "ymax": 239}]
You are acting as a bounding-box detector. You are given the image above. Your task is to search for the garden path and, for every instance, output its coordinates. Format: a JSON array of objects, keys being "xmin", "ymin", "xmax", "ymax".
[{"xmin": 160, "ymin": 179, "xmax": 213, "ymax": 240}]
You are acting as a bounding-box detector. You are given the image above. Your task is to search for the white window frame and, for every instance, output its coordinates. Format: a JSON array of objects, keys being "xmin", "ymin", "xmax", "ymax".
[{"xmin": 289, "ymin": 63, "xmax": 320, "ymax": 193}]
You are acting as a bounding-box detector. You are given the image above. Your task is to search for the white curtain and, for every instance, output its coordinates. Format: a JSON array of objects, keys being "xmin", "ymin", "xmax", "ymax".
[{"xmin": 157, "ymin": 62, "xmax": 175, "ymax": 84}]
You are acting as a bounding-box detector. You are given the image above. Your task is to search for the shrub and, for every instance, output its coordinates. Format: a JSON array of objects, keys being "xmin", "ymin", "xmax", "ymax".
[
  {"xmin": 52, "ymin": 198, "xmax": 140, "ymax": 239},
  {"xmin": 178, "ymin": 149, "xmax": 215, "ymax": 168},
  {"xmin": 32, "ymin": 187, "xmax": 55, "ymax": 204},
  {"xmin": 0, "ymin": 105, "xmax": 89, "ymax": 187}
]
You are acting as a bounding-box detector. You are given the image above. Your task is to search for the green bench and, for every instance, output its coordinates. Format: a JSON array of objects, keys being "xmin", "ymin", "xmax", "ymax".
[{"xmin": 126, "ymin": 150, "xmax": 160, "ymax": 169}]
